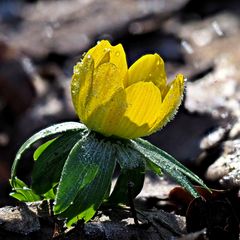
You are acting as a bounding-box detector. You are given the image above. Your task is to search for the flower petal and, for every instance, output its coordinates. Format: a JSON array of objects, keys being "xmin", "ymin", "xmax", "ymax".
[
  {"xmin": 87, "ymin": 40, "xmax": 128, "ymax": 75},
  {"xmin": 127, "ymin": 54, "xmax": 166, "ymax": 89},
  {"xmin": 87, "ymin": 88, "xmax": 127, "ymax": 136},
  {"xmin": 113, "ymin": 81, "xmax": 162, "ymax": 139},
  {"xmin": 109, "ymin": 43, "xmax": 128, "ymax": 86},
  {"xmin": 71, "ymin": 56, "xmax": 94, "ymax": 121},
  {"xmin": 84, "ymin": 62, "xmax": 124, "ymax": 129},
  {"xmin": 87, "ymin": 40, "xmax": 111, "ymax": 67},
  {"xmin": 149, "ymin": 74, "xmax": 185, "ymax": 134}
]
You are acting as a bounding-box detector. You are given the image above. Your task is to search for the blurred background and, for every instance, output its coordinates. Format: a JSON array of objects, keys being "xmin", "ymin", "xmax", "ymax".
[{"xmin": 0, "ymin": 0, "xmax": 240, "ymax": 211}]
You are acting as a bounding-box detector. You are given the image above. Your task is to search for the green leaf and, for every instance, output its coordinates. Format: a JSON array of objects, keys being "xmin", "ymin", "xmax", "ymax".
[
  {"xmin": 10, "ymin": 176, "xmax": 27, "ymax": 189},
  {"xmin": 10, "ymin": 177, "xmax": 41, "ymax": 202},
  {"xmin": 108, "ymin": 168, "xmax": 145, "ymax": 205},
  {"xmin": 57, "ymin": 133, "xmax": 116, "ymax": 226},
  {"xmin": 135, "ymin": 138, "xmax": 209, "ymax": 190},
  {"xmin": 11, "ymin": 122, "xmax": 86, "ymax": 183},
  {"xmin": 146, "ymin": 160, "xmax": 162, "ymax": 175},
  {"xmin": 132, "ymin": 139, "xmax": 210, "ymax": 197},
  {"xmin": 32, "ymin": 131, "xmax": 83, "ymax": 195},
  {"xmin": 108, "ymin": 142, "xmax": 145, "ymax": 205},
  {"xmin": 54, "ymin": 134, "xmax": 101, "ymax": 214},
  {"xmin": 43, "ymin": 188, "xmax": 56, "ymax": 200},
  {"xmin": 10, "ymin": 192, "xmax": 28, "ymax": 202},
  {"xmin": 33, "ymin": 138, "xmax": 56, "ymax": 161}
]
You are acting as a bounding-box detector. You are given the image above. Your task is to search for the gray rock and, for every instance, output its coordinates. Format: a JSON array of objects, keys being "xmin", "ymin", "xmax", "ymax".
[{"xmin": 206, "ymin": 140, "xmax": 240, "ymax": 188}]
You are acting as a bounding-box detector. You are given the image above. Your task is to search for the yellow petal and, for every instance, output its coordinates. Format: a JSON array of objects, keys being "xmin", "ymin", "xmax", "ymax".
[
  {"xmin": 71, "ymin": 56, "xmax": 94, "ymax": 121},
  {"xmin": 109, "ymin": 43, "xmax": 128, "ymax": 86},
  {"xmin": 113, "ymin": 81, "xmax": 162, "ymax": 139},
  {"xmin": 86, "ymin": 40, "xmax": 128, "ymax": 85},
  {"xmin": 87, "ymin": 88, "xmax": 127, "ymax": 136},
  {"xmin": 87, "ymin": 40, "xmax": 128, "ymax": 73},
  {"xmin": 87, "ymin": 40, "xmax": 111, "ymax": 67},
  {"xmin": 149, "ymin": 74, "xmax": 185, "ymax": 134},
  {"xmin": 127, "ymin": 54, "xmax": 166, "ymax": 89},
  {"xmin": 84, "ymin": 62, "xmax": 124, "ymax": 128}
]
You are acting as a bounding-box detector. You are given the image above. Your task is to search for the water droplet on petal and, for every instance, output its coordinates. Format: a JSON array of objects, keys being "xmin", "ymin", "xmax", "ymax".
[
  {"xmin": 115, "ymin": 51, "xmax": 120, "ymax": 57},
  {"xmin": 156, "ymin": 60, "xmax": 160, "ymax": 66},
  {"xmin": 104, "ymin": 48, "xmax": 111, "ymax": 53},
  {"xmin": 74, "ymin": 68, "xmax": 80, "ymax": 74}
]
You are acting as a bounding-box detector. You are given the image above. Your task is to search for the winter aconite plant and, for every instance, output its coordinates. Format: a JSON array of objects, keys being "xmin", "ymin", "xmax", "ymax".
[{"xmin": 10, "ymin": 40, "xmax": 209, "ymax": 226}]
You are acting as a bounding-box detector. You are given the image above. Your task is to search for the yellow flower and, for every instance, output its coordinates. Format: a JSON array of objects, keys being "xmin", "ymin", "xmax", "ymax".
[{"xmin": 71, "ymin": 40, "xmax": 184, "ymax": 139}]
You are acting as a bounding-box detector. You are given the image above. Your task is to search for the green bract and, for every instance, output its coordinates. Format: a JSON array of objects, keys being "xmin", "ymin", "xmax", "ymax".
[{"xmin": 10, "ymin": 122, "xmax": 209, "ymax": 226}]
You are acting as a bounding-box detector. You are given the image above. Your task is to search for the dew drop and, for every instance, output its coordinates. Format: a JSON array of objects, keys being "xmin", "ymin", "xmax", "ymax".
[
  {"xmin": 73, "ymin": 66, "xmax": 79, "ymax": 73},
  {"xmin": 149, "ymin": 73, "xmax": 152, "ymax": 78},
  {"xmin": 156, "ymin": 60, "xmax": 160, "ymax": 66},
  {"xmin": 87, "ymin": 54, "xmax": 91, "ymax": 59},
  {"xmin": 74, "ymin": 68, "xmax": 80, "ymax": 74},
  {"xmin": 104, "ymin": 48, "xmax": 111, "ymax": 53},
  {"xmin": 115, "ymin": 51, "xmax": 120, "ymax": 57}
]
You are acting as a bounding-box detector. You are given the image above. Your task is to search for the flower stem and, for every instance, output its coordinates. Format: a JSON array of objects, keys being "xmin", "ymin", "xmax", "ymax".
[{"xmin": 128, "ymin": 181, "xmax": 139, "ymax": 225}]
